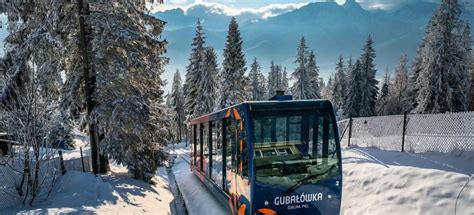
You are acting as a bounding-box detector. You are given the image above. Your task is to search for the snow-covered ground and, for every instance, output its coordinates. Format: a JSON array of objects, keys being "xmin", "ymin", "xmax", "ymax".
[
  {"xmin": 341, "ymin": 147, "xmax": 474, "ymax": 215},
  {"xmin": 171, "ymin": 143, "xmax": 474, "ymax": 215},
  {"xmin": 2, "ymin": 141, "xmax": 472, "ymax": 214},
  {"xmin": 169, "ymin": 143, "xmax": 474, "ymax": 215},
  {"xmin": 2, "ymin": 163, "xmax": 175, "ymax": 214}
]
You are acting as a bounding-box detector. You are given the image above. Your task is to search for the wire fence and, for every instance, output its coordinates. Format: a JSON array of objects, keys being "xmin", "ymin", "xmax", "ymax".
[
  {"xmin": 0, "ymin": 145, "xmax": 91, "ymax": 210},
  {"xmin": 338, "ymin": 111, "xmax": 474, "ymax": 154}
]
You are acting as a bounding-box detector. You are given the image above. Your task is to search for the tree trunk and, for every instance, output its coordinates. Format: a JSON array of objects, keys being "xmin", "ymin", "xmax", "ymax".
[
  {"xmin": 97, "ymin": 132, "xmax": 109, "ymax": 174},
  {"xmin": 77, "ymin": 0, "xmax": 108, "ymax": 174}
]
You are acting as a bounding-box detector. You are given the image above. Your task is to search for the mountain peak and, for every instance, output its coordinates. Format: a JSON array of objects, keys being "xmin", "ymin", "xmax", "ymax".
[{"xmin": 343, "ymin": 0, "xmax": 363, "ymax": 10}]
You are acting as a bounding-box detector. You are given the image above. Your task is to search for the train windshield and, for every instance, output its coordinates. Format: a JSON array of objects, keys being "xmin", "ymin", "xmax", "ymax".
[{"xmin": 252, "ymin": 108, "xmax": 340, "ymax": 188}]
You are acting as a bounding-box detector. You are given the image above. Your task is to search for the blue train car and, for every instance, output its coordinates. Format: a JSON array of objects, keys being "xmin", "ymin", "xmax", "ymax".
[{"xmin": 190, "ymin": 98, "xmax": 342, "ymax": 215}]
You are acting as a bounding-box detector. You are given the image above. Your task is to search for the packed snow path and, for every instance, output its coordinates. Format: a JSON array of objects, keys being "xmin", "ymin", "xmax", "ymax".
[
  {"xmin": 171, "ymin": 149, "xmax": 228, "ymax": 215},
  {"xmin": 341, "ymin": 147, "xmax": 474, "ymax": 215}
]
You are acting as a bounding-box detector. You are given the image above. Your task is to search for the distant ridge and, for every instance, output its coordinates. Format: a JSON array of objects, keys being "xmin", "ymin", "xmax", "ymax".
[{"xmin": 154, "ymin": 1, "xmax": 474, "ymax": 88}]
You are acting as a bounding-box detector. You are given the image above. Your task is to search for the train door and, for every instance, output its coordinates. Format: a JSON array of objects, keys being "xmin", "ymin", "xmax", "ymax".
[{"xmin": 223, "ymin": 109, "xmax": 250, "ymax": 214}]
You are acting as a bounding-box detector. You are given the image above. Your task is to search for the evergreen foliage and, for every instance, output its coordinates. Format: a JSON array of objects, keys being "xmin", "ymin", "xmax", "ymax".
[
  {"xmin": 220, "ymin": 17, "xmax": 247, "ymax": 108},
  {"xmin": 248, "ymin": 58, "xmax": 267, "ymax": 101},
  {"xmin": 376, "ymin": 72, "xmax": 391, "ymax": 116},
  {"xmin": 170, "ymin": 70, "xmax": 185, "ymax": 143},
  {"xmin": 414, "ymin": 0, "xmax": 471, "ymax": 113},
  {"xmin": 332, "ymin": 55, "xmax": 347, "ymax": 111},
  {"xmin": 291, "ymin": 37, "xmax": 313, "ymax": 100},
  {"xmin": 184, "ymin": 19, "xmax": 206, "ymax": 120},
  {"xmin": 195, "ymin": 47, "xmax": 219, "ymax": 115},
  {"xmin": 358, "ymin": 35, "xmax": 379, "ymax": 117}
]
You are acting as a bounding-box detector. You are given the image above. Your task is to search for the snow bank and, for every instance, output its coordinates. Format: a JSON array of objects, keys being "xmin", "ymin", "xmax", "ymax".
[
  {"xmin": 341, "ymin": 147, "xmax": 474, "ymax": 215},
  {"xmin": 2, "ymin": 165, "xmax": 175, "ymax": 214}
]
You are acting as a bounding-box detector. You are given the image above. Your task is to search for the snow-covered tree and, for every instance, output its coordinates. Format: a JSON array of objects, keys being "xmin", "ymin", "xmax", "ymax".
[
  {"xmin": 347, "ymin": 60, "xmax": 363, "ymax": 117},
  {"xmin": 291, "ymin": 37, "xmax": 315, "ymax": 100},
  {"xmin": 220, "ymin": 17, "xmax": 247, "ymax": 108},
  {"xmin": 184, "ymin": 19, "xmax": 206, "ymax": 120},
  {"xmin": 267, "ymin": 61, "xmax": 280, "ymax": 97},
  {"xmin": 321, "ymin": 76, "xmax": 333, "ymax": 101},
  {"xmin": 0, "ymin": 59, "xmax": 65, "ymax": 206},
  {"xmin": 195, "ymin": 47, "xmax": 219, "ymax": 115},
  {"xmin": 376, "ymin": 72, "xmax": 391, "ymax": 116},
  {"xmin": 342, "ymin": 56, "xmax": 354, "ymax": 116},
  {"xmin": 391, "ymin": 54, "xmax": 411, "ymax": 114},
  {"xmin": 332, "ymin": 55, "xmax": 347, "ymax": 111},
  {"xmin": 248, "ymin": 58, "xmax": 267, "ymax": 100},
  {"xmin": 170, "ymin": 70, "xmax": 185, "ymax": 143},
  {"xmin": 282, "ymin": 67, "xmax": 289, "ymax": 93},
  {"xmin": 358, "ymin": 35, "xmax": 379, "ymax": 117},
  {"xmin": 307, "ymin": 50, "xmax": 321, "ymax": 99},
  {"xmin": 0, "ymin": 0, "xmax": 170, "ymax": 183},
  {"xmin": 82, "ymin": 1, "xmax": 169, "ymax": 181},
  {"xmin": 319, "ymin": 77, "xmax": 326, "ymax": 92},
  {"xmin": 0, "ymin": 1, "xmax": 72, "ymax": 144},
  {"xmin": 414, "ymin": 0, "xmax": 471, "ymax": 113}
]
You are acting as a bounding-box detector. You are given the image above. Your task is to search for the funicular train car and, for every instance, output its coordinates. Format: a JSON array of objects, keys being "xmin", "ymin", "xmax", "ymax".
[{"xmin": 189, "ymin": 95, "xmax": 342, "ymax": 215}]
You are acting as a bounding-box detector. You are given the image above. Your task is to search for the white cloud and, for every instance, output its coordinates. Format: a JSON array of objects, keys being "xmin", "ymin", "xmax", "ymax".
[
  {"xmin": 151, "ymin": 0, "xmax": 473, "ymax": 15},
  {"xmin": 153, "ymin": 1, "xmax": 310, "ymax": 18}
]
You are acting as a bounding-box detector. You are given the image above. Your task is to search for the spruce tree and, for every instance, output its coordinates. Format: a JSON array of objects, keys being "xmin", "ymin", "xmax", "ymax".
[
  {"xmin": 282, "ymin": 67, "xmax": 289, "ymax": 92},
  {"xmin": 415, "ymin": 0, "xmax": 470, "ymax": 113},
  {"xmin": 307, "ymin": 50, "xmax": 321, "ymax": 99},
  {"xmin": 1, "ymin": 0, "xmax": 170, "ymax": 183},
  {"xmin": 184, "ymin": 19, "xmax": 206, "ymax": 120},
  {"xmin": 376, "ymin": 72, "xmax": 391, "ymax": 116},
  {"xmin": 85, "ymin": 1, "xmax": 170, "ymax": 181},
  {"xmin": 170, "ymin": 70, "xmax": 185, "ymax": 143},
  {"xmin": 332, "ymin": 55, "xmax": 347, "ymax": 111},
  {"xmin": 249, "ymin": 58, "xmax": 266, "ymax": 100},
  {"xmin": 268, "ymin": 61, "xmax": 280, "ymax": 96},
  {"xmin": 291, "ymin": 37, "xmax": 313, "ymax": 100},
  {"xmin": 392, "ymin": 54, "xmax": 410, "ymax": 114},
  {"xmin": 220, "ymin": 17, "xmax": 247, "ymax": 108},
  {"xmin": 342, "ymin": 57, "xmax": 354, "ymax": 116},
  {"xmin": 195, "ymin": 47, "xmax": 219, "ymax": 115},
  {"xmin": 347, "ymin": 60, "xmax": 363, "ymax": 117},
  {"xmin": 358, "ymin": 35, "xmax": 379, "ymax": 117},
  {"xmin": 322, "ymin": 76, "xmax": 333, "ymax": 101}
]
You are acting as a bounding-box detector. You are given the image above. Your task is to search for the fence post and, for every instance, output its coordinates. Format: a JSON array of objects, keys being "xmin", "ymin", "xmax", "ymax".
[
  {"xmin": 401, "ymin": 111, "xmax": 408, "ymax": 152},
  {"xmin": 348, "ymin": 116, "xmax": 353, "ymax": 147},
  {"xmin": 58, "ymin": 150, "xmax": 67, "ymax": 175},
  {"xmin": 80, "ymin": 147, "xmax": 85, "ymax": 172}
]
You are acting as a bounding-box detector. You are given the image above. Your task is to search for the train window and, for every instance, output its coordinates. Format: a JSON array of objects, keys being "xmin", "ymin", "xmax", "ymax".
[
  {"xmin": 230, "ymin": 120, "xmax": 238, "ymax": 171},
  {"xmin": 208, "ymin": 122, "xmax": 213, "ymax": 178},
  {"xmin": 274, "ymin": 117, "xmax": 286, "ymax": 142},
  {"xmin": 239, "ymin": 120, "xmax": 249, "ymax": 177},
  {"xmin": 252, "ymin": 109, "xmax": 340, "ymax": 188},
  {"xmin": 193, "ymin": 125, "xmax": 197, "ymax": 165},
  {"xmin": 288, "ymin": 116, "xmax": 302, "ymax": 141},
  {"xmin": 203, "ymin": 122, "xmax": 210, "ymax": 174},
  {"xmin": 199, "ymin": 123, "xmax": 204, "ymax": 172},
  {"xmin": 224, "ymin": 118, "xmax": 233, "ymax": 193},
  {"xmin": 212, "ymin": 120, "xmax": 223, "ymax": 188}
]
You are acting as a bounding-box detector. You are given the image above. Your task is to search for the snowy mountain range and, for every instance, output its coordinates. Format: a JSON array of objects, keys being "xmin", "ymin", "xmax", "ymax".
[{"xmin": 156, "ymin": 0, "xmax": 474, "ymax": 89}]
